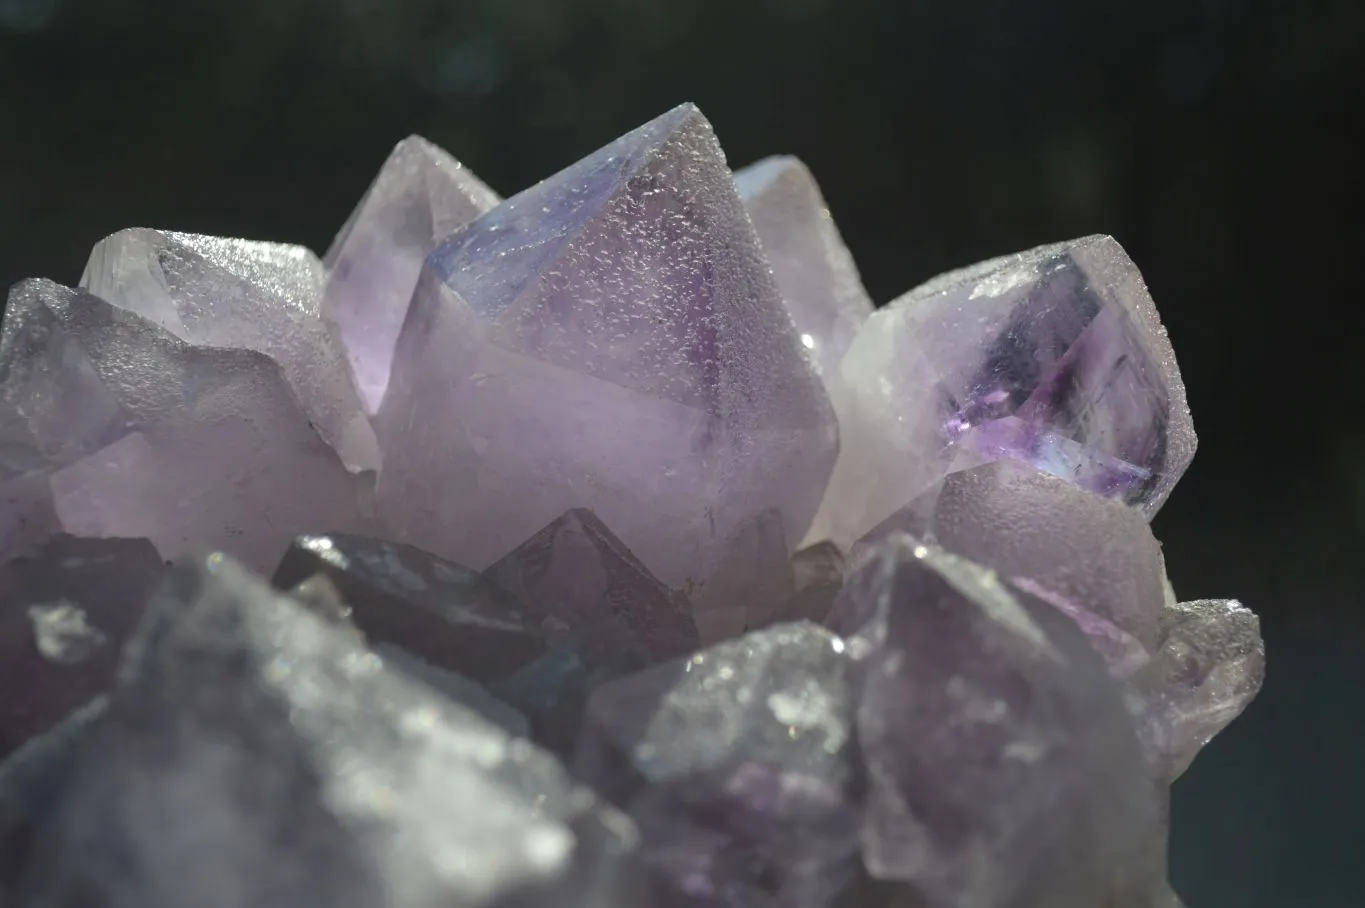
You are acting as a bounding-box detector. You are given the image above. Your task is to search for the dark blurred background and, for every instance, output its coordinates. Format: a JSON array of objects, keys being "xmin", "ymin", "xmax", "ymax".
[{"xmin": 1, "ymin": 0, "xmax": 1361, "ymax": 903}]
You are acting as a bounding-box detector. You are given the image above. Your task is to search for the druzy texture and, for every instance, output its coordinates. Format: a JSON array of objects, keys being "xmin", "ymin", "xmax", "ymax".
[{"xmin": 0, "ymin": 102, "xmax": 1260, "ymax": 908}]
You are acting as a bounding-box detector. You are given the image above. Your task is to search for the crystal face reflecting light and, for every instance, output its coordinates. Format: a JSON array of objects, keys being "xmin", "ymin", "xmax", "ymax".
[{"xmin": 0, "ymin": 103, "xmax": 1258, "ymax": 908}]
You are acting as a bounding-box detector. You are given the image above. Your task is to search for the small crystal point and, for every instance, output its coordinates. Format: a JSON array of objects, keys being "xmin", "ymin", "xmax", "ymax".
[
  {"xmin": 734, "ymin": 156, "xmax": 874, "ymax": 380},
  {"xmin": 839, "ymin": 534, "xmax": 1154, "ymax": 908},
  {"xmin": 81, "ymin": 229, "xmax": 380, "ymax": 472},
  {"xmin": 806, "ymin": 235, "xmax": 1195, "ymax": 549},
  {"xmin": 0, "ymin": 535, "xmax": 164, "ymax": 760},
  {"xmin": 272, "ymin": 532, "xmax": 548, "ymax": 682},
  {"xmin": 575, "ymin": 620, "xmax": 862, "ymax": 908},
  {"xmin": 324, "ymin": 136, "xmax": 501, "ymax": 413},
  {"xmin": 18, "ymin": 554, "xmax": 647, "ymax": 908},
  {"xmin": 483, "ymin": 509, "xmax": 700, "ymax": 662},
  {"xmin": 856, "ymin": 459, "xmax": 1167, "ymax": 650},
  {"xmin": 374, "ymin": 103, "xmax": 838, "ymax": 588},
  {"xmin": 688, "ymin": 507, "xmax": 794, "ymax": 644},
  {"xmin": 1128, "ymin": 598, "xmax": 1265, "ymax": 780}
]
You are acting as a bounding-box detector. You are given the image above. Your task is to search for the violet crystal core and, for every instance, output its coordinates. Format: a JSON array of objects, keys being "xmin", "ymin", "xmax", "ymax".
[{"xmin": 0, "ymin": 101, "xmax": 1263, "ymax": 908}]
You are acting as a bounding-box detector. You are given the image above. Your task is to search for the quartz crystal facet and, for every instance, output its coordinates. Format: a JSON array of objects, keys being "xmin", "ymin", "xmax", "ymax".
[{"xmin": 0, "ymin": 103, "xmax": 1261, "ymax": 908}]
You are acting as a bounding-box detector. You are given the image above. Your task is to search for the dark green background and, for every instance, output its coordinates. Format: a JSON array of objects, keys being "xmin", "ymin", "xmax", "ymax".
[{"xmin": 2, "ymin": 1, "xmax": 1361, "ymax": 903}]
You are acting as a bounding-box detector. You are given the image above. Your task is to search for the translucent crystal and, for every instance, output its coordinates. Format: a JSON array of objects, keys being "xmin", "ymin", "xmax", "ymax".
[
  {"xmin": 687, "ymin": 508, "xmax": 793, "ymax": 644},
  {"xmin": 2, "ymin": 280, "xmax": 369, "ymax": 572},
  {"xmin": 806, "ymin": 236, "xmax": 1196, "ymax": 549},
  {"xmin": 323, "ymin": 136, "xmax": 500, "ymax": 413},
  {"xmin": 373, "ymin": 103, "xmax": 838, "ymax": 588},
  {"xmin": 734, "ymin": 156, "xmax": 874, "ymax": 380},
  {"xmin": 81, "ymin": 230, "xmax": 379, "ymax": 472},
  {"xmin": 18, "ymin": 555, "xmax": 649, "ymax": 908},
  {"xmin": 272, "ymin": 532, "xmax": 548, "ymax": 682},
  {"xmin": 575, "ymin": 621, "xmax": 862, "ymax": 908},
  {"xmin": 832, "ymin": 534, "xmax": 1154, "ymax": 908}
]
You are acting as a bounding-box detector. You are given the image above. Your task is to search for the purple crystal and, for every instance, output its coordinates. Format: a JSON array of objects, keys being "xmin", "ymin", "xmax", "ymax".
[
  {"xmin": 483, "ymin": 509, "xmax": 699, "ymax": 662},
  {"xmin": 0, "ymin": 535, "xmax": 164, "ymax": 760},
  {"xmin": 81, "ymin": 230, "xmax": 380, "ymax": 472},
  {"xmin": 17, "ymin": 554, "xmax": 649, "ymax": 908},
  {"xmin": 688, "ymin": 508, "xmax": 793, "ymax": 643},
  {"xmin": 373, "ymin": 103, "xmax": 838, "ymax": 588},
  {"xmin": 855, "ymin": 459, "xmax": 1167, "ymax": 650},
  {"xmin": 272, "ymin": 532, "xmax": 547, "ymax": 682},
  {"xmin": 323, "ymin": 137, "xmax": 501, "ymax": 413},
  {"xmin": 1, "ymin": 280, "xmax": 369, "ymax": 572},
  {"xmin": 834, "ymin": 534, "xmax": 1154, "ymax": 908},
  {"xmin": 1126, "ymin": 598, "xmax": 1265, "ymax": 780},
  {"xmin": 766, "ymin": 541, "xmax": 846, "ymax": 627},
  {"xmin": 575, "ymin": 621, "xmax": 861, "ymax": 908},
  {"xmin": 806, "ymin": 235, "xmax": 1195, "ymax": 549},
  {"xmin": 734, "ymin": 156, "xmax": 874, "ymax": 380}
]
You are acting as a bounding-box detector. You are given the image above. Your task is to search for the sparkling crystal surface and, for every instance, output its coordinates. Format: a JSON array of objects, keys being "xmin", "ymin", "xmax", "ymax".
[
  {"xmin": 575, "ymin": 621, "xmax": 862, "ymax": 908},
  {"xmin": 1, "ymin": 280, "xmax": 368, "ymax": 572},
  {"xmin": 373, "ymin": 103, "xmax": 838, "ymax": 588},
  {"xmin": 734, "ymin": 156, "xmax": 874, "ymax": 380},
  {"xmin": 0, "ymin": 535, "xmax": 164, "ymax": 760},
  {"xmin": 856, "ymin": 459, "xmax": 1166, "ymax": 650},
  {"xmin": 832, "ymin": 534, "xmax": 1154, "ymax": 908},
  {"xmin": 1127, "ymin": 598, "xmax": 1265, "ymax": 780},
  {"xmin": 17, "ymin": 555, "xmax": 648, "ymax": 908},
  {"xmin": 806, "ymin": 235, "xmax": 1195, "ymax": 549},
  {"xmin": 324, "ymin": 136, "xmax": 501, "ymax": 413},
  {"xmin": 81, "ymin": 230, "xmax": 380, "ymax": 471},
  {"xmin": 272, "ymin": 532, "xmax": 547, "ymax": 682}
]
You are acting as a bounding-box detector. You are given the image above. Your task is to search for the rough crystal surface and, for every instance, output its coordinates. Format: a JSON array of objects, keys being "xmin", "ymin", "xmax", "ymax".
[
  {"xmin": 373, "ymin": 103, "xmax": 838, "ymax": 588},
  {"xmin": 1, "ymin": 280, "xmax": 368, "ymax": 572},
  {"xmin": 832, "ymin": 534, "xmax": 1154, "ymax": 908},
  {"xmin": 324, "ymin": 136, "xmax": 501, "ymax": 413},
  {"xmin": 81, "ymin": 229, "xmax": 379, "ymax": 471},
  {"xmin": 575, "ymin": 621, "xmax": 862, "ymax": 908},
  {"xmin": 734, "ymin": 156, "xmax": 874, "ymax": 380},
  {"xmin": 806, "ymin": 235, "xmax": 1195, "ymax": 549},
  {"xmin": 1127, "ymin": 598, "xmax": 1265, "ymax": 780},
  {"xmin": 856, "ymin": 460, "xmax": 1166, "ymax": 650},
  {"xmin": 273, "ymin": 532, "xmax": 547, "ymax": 682},
  {"xmin": 17, "ymin": 555, "xmax": 648, "ymax": 908},
  {"xmin": 483, "ymin": 509, "xmax": 700, "ymax": 662},
  {"xmin": 0, "ymin": 535, "xmax": 164, "ymax": 760}
]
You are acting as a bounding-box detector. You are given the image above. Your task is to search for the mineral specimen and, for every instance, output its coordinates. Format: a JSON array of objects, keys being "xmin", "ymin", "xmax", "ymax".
[
  {"xmin": 734, "ymin": 156, "xmax": 874, "ymax": 381},
  {"xmin": 15, "ymin": 555, "xmax": 649, "ymax": 908},
  {"xmin": 575, "ymin": 621, "xmax": 862, "ymax": 908},
  {"xmin": 0, "ymin": 102, "xmax": 1261, "ymax": 908},
  {"xmin": 0, "ymin": 535, "xmax": 164, "ymax": 760},
  {"xmin": 831, "ymin": 534, "xmax": 1155, "ymax": 908},
  {"xmin": 372, "ymin": 103, "xmax": 839, "ymax": 589},
  {"xmin": 805, "ymin": 235, "xmax": 1196, "ymax": 550},
  {"xmin": 81, "ymin": 229, "xmax": 380, "ymax": 472},
  {"xmin": 0, "ymin": 279, "xmax": 369, "ymax": 572},
  {"xmin": 323, "ymin": 136, "xmax": 501, "ymax": 413}
]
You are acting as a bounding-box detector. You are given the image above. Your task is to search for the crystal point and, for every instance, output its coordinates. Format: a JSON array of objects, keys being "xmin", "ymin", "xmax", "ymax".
[
  {"xmin": 19, "ymin": 555, "xmax": 646, "ymax": 908},
  {"xmin": 374, "ymin": 104, "xmax": 838, "ymax": 587},
  {"xmin": 576, "ymin": 621, "xmax": 862, "ymax": 908},
  {"xmin": 735, "ymin": 155, "xmax": 874, "ymax": 380},
  {"xmin": 272, "ymin": 532, "xmax": 548, "ymax": 682},
  {"xmin": 81, "ymin": 229, "xmax": 380, "ymax": 472},
  {"xmin": 807, "ymin": 235, "xmax": 1195, "ymax": 549},
  {"xmin": 839, "ymin": 534, "xmax": 1154, "ymax": 908},
  {"xmin": 1128, "ymin": 598, "xmax": 1265, "ymax": 779},
  {"xmin": 324, "ymin": 136, "xmax": 500, "ymax": 412}
]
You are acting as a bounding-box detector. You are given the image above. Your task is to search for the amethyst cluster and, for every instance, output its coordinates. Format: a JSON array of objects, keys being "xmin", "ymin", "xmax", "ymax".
[{"xmin": 0, "ymin": 104, "xmax": 1263, "ymax": 908}]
